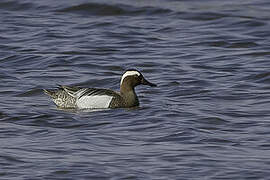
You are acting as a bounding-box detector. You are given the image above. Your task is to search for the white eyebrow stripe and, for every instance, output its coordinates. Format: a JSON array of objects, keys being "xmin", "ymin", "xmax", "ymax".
[{"xmin": 120, "ymin": 71, "xmax": 140, "ymax": 85}]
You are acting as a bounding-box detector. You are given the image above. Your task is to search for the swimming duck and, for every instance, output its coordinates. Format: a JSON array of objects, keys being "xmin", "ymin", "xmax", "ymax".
[{"xmin": 44, "ymin": 69, "xmax": 156, "ymax": 109}]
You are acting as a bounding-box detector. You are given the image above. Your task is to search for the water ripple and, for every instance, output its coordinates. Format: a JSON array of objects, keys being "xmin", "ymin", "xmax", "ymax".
[
  {"xmin": 1, "ymin": 0, "xmax": 270, "ymax": 179},
  {"xmin": 57, "ymin": 2, "xmax": 172, "ymax": 16}
]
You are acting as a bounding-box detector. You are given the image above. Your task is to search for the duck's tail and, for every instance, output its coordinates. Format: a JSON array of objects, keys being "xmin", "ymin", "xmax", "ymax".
[
  {"xmin": 43, "ymin": 89, "xmax": 57, "ymax": 98},
  {"xmin": 43, "ymin": 87, "xmax": 77, "ymax": 108}
]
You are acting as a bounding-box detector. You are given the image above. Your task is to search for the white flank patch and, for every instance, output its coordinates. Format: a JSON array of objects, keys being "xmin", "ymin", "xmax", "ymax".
[
  {"xmin": 76, "ymin": 95, "xmax": 113, "ymax": 109},
  {"xmin": 120, "ymin": 71, "xmax": 140, "ymax": 85}
]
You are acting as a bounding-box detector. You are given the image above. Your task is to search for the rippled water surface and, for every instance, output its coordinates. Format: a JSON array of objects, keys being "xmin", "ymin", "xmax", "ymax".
[{"xmin": 1, "ymin": 0, "xmax": 270, "ymax": 179}]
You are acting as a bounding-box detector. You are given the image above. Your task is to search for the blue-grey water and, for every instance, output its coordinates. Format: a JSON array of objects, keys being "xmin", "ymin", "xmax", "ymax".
[{"xmin": 1, "ymin": 0, "xmax": 270, "ymax": 179}]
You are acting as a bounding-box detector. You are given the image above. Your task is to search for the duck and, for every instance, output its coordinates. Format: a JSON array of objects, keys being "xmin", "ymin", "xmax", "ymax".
[{"xmin": 43, "ymin": 69, "xmax": 157, "ymax": 109}]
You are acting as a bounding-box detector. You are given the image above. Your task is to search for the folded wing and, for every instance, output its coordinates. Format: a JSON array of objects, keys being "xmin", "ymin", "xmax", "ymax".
[{"xmin": 61, "ymin": 85, "xmax": 114, "ymax": 109}]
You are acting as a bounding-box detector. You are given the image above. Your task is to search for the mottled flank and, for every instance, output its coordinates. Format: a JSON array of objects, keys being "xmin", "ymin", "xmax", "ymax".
[{"xmin": 43, "ymin": 88, "xmax": 76, "ymax": 108}]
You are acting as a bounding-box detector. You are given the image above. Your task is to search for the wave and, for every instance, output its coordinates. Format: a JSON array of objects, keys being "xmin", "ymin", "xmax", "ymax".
[
  {"xmin": 0, "ymin": 1, "xmax": 34, "ymax": 11},
  {"xmin": 57, "ymin": 2, "xmax": 171, "ymax": 16}
]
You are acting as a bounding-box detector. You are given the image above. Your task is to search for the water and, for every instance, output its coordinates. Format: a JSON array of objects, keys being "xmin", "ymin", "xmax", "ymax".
[{"xmin": 1, "ymin": 0, "xmax": 270, "ymax": 179}]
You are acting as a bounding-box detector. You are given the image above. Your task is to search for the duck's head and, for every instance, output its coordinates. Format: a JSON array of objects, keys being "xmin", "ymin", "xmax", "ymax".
[{"xmin": 120, "ymin": 69, "xmax": 157, "ymax": 90}]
